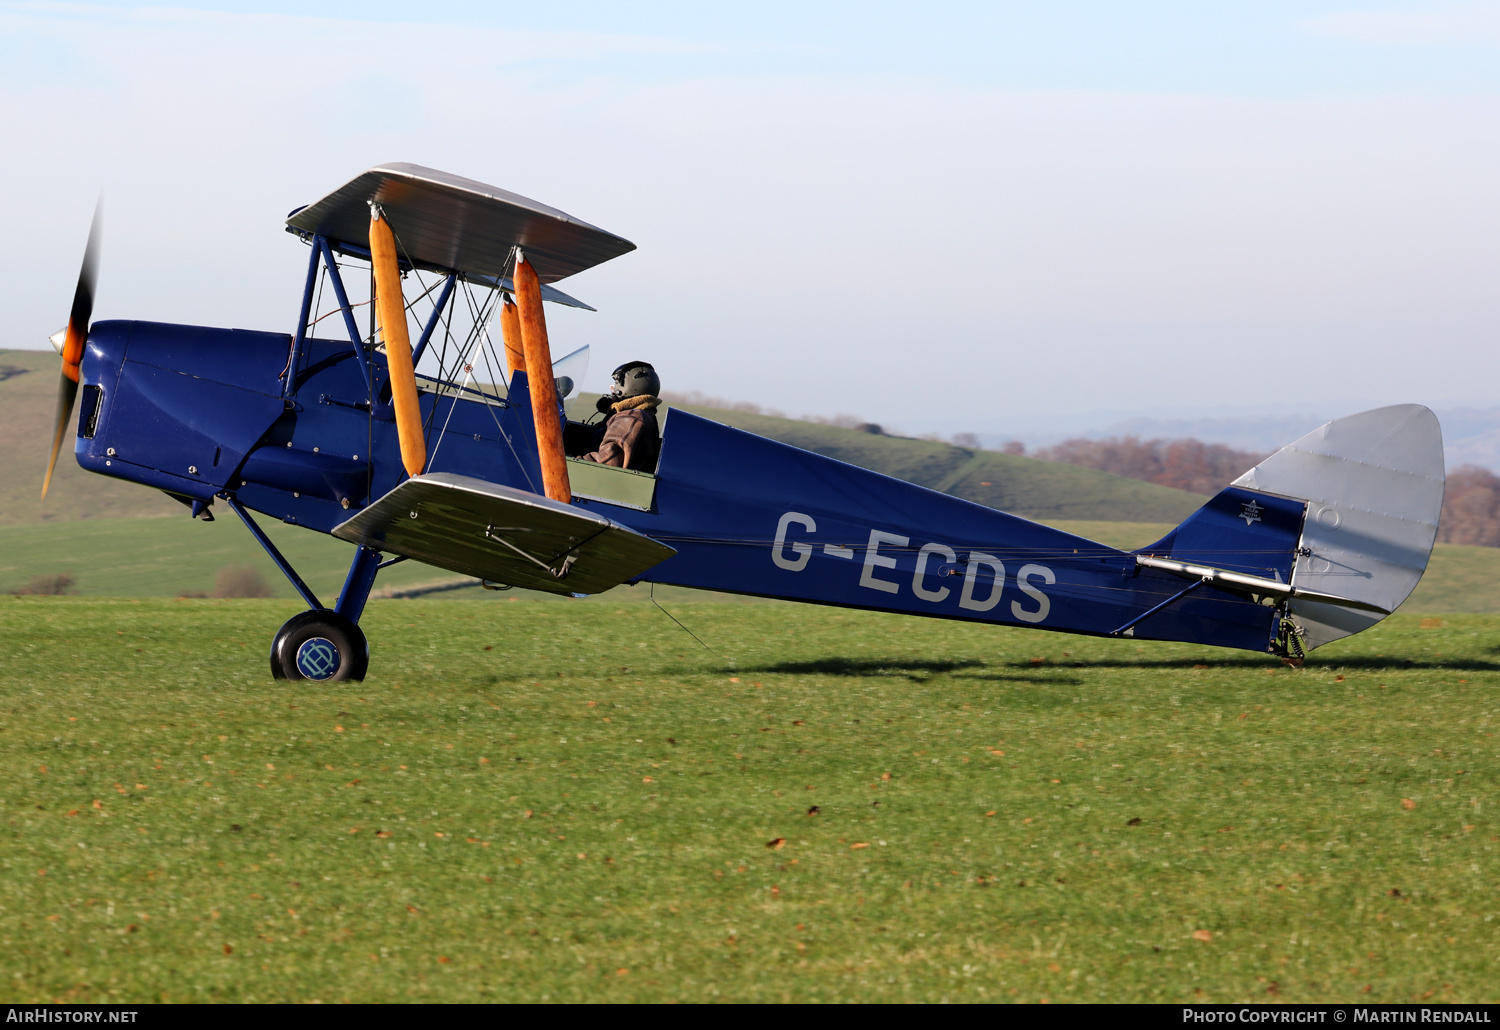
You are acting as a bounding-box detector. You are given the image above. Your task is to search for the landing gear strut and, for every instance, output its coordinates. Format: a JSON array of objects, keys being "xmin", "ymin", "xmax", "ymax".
[{"xmin": 225, "ymin": 497, "xmax": 385, "ymax": 682}]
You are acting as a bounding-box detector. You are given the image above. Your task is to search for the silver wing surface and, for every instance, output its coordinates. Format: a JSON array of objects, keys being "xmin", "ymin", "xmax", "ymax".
[
  {"xmin": 286, "ymin": 163, "xmax": 636, "ymax": 284},
  {"xmin": 332, "ymin": 473, "xmax": 675, "ymax": 596}
]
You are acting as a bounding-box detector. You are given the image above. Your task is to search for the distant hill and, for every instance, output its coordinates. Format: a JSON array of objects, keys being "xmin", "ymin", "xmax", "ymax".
[
  {"xmin": 636, "ymin": 399, "xmax": 1209, "ymax": 524},
  {"xmin": 0, "ymin": 350, "xmax": 180, "ymax": 526},
  {"xmin": 1033, "ymin": 435, "xmax": 1267, "ymax": 497}
]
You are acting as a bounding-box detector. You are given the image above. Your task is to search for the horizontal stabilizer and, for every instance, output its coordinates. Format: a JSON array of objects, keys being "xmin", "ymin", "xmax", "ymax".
[
  {"xmin": 332, "ymin": 473, "xmax": 675, "ymax": 596},
  {"xmin": 1135, "ymin": 555, "xmax": 1391, "ymax": 615}
]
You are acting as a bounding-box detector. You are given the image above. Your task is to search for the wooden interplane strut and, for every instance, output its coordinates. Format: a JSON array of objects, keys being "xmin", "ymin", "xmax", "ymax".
[
  {"xmin": 513, "ymin": 254, "xmax": 572, "ymax": 504},
  {"xmin": 368, "ymin": 206, "xmax": 427, "ymax": 480}
]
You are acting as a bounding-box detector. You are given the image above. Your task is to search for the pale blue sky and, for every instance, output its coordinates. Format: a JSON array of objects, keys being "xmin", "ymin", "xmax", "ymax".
[
  {"xmin": 5, "ymin": 1, "xmax": 1500, "ymax": 432},
  {"xmin": 14, "ymin": 1, "xmax": 1500, "ymax": 93}
]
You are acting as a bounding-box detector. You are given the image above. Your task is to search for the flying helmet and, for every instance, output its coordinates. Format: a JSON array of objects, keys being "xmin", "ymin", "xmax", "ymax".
[{"xmin": 610, "ymin": 360, "xmax": 660, "ymax": 400}]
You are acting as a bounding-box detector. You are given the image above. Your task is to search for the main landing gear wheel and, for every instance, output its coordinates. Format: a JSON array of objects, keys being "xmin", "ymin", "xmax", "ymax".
[{"xmin": 270, "ymin": 610, "xmax": 369, "ymax": 682}]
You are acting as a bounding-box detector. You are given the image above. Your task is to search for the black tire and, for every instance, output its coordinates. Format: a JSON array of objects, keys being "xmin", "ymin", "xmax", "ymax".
[{"xmin": 269, "ymin": 609, "xmax": 369, "ymax": 682}]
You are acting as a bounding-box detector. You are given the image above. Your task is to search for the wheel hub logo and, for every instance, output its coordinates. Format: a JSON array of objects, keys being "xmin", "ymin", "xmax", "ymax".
[{"xmin": 296, "ymin": 637, "xmax": 340, "ymax": 680}]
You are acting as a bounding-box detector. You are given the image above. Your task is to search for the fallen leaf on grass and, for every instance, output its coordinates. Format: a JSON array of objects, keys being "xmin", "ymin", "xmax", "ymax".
[
  {"xmin": 347, "ymin": 827, "xmax": 361, "ymax": 835},
  {"xmin": 766, "ymin": 838, "xmax": 786, "ymax": 850},
  {"xmin": 523, "ymin": 810, "xmax": 534, "ymax": 819},
  {"xmin": 881, "ymin": 772, "xmax": 891, "ymax": 781},
  {"xmin": 642, "ymin": 776, "xmax": 653, "ymax": 784},
  {"xmin": 223, "ymin": 944, "xmax": 232, "ymax": 955},
  {"xmin": 850, "ymin": 842, "xmax": 870, "ymax": 850},
  {"xmin": 438, "ymin": 956, "xmax": 451, "ymax": 964},
  {"xmin": 1127, "ymin": 817, "xmax": 1142, "ymax": 826},
  {"xmin": 1401, "ymin": 798, "xmax": 1417, "ymax": 810},
  {"xmin": 985, "ymin": 811, "xmax": 997, "ymax": 817},
  {"xmin": 406, "ymin": 904, "xmax": 420, "ymax": 915},
  {"xmin": 1191, "ymin": 930, "xmax": 1213, "ymax": 942},
  {"xmin": 806, "ymin": 807, "xmax": 820, "ymax": 816},
  {"xmin": 375, "ymin": 830, "xmax": 392, "ymax": 839}
]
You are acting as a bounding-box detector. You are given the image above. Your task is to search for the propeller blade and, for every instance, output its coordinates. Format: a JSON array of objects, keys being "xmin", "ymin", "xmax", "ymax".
[
  {"xmin": 42, "ymin": 202, "xmax": 100, "ymax": 500},
  {"xmin": 61, "ymin": 201, "xmax": 100, "ymax": 380},
  {"xmin": 41, "ymin": 375, "xmax": 79, "ymax": 500}
]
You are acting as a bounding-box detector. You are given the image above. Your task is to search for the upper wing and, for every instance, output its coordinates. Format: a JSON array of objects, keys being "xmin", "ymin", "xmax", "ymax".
[{"xmin": 286, "ymin": 163, "xmax": 636, "ymax": 284}]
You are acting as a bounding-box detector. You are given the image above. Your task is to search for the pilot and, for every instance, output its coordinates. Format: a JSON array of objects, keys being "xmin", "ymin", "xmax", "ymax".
[{"xmin": 576, "ymin": 360, "xmax": 662, "ymax": 472}]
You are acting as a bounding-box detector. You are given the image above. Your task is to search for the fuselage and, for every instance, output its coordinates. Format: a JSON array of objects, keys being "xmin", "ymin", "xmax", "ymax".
[{"xmin": 74, "ymin": 318, "xmax": 1294, "ymax": 654}]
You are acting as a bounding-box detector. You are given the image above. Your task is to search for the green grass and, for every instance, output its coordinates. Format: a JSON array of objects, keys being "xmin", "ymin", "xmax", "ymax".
[
  {"xmin": 0, "ymin": 515, "xmax": 449, "ymax": 603},
  {"xmin": 2, "ymin": 598, "xmax": 1497, "ymax": 1002}
]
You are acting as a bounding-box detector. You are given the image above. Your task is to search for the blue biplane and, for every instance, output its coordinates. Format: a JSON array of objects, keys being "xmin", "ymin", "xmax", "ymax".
[{"xmin": 43, "ymin": 164, "xmax": 1445, "ymax": 680}]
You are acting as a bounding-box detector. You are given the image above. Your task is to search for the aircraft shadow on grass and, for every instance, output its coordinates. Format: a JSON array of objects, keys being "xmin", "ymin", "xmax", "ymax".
[
  {"xmin": 731, "ymin": 657, "xmax": 1081, "ymax": 685},
  {"xmin": 729, "ymin": 654, "xmax": 1500, "ymax": 681},
  {"xmin": 989, "ymin": 656, "xmax": 1500, "ymax": 673}
]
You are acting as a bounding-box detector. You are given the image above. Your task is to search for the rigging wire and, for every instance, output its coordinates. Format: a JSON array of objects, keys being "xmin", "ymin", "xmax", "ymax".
[{"xmin": 649, "ymin": 583, "xmax": 719, "ymax": 657}]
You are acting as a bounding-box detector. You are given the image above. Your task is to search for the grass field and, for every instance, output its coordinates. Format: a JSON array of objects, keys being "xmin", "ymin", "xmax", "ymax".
[{"xmin": 2, "ymin": 598, "xmax": 1497, "ymax": 1002}]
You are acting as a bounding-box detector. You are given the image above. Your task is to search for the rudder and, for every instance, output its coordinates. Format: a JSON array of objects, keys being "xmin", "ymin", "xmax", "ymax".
[{"xmin": 1233, "ymin": 404, "xmax": 1444, "ymax": 650}]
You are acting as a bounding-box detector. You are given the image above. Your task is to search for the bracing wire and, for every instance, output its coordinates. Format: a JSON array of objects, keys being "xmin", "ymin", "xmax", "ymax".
[{"xmin": 649, "ymin": 583, "xmax": 719, "ymax": 656}]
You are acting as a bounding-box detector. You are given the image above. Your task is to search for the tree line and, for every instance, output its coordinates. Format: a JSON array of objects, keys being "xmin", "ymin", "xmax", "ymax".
[{"xmin": 1023, "ymin": 435, "xmax": 1497, "ymax": 548}]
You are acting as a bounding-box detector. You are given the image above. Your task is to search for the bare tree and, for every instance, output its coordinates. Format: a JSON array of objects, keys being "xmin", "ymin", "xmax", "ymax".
[
  {"xmin": 1438, "ymin": 465, "xmax": 1500, "ymax": 547},
  {"xmin": 213, "ymin": 564, "xmax": 272, "ymax": 598},
  {"xmin": 9, "ymin": 573, "xmax": 75, "ymax": 595}
]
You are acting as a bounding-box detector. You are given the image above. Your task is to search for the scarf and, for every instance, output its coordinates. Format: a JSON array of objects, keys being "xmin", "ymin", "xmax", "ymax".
[{"xmin": 612, "ymin": 394, "xmax": 661, "ymax": 414}]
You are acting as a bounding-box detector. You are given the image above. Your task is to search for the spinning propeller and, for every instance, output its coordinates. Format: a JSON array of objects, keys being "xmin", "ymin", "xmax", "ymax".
[{"xmin": 42, "ymin": 204, "xmax": 100, "ymax": 500}]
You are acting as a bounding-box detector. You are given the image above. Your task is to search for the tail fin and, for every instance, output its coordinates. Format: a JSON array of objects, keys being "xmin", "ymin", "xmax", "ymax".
[
  {"xmin": 1138, "ymin": 405, "xmax": 1444, "ymax": 654},
  {"xmin": 1232, "ymin": 404, "xmax": 1444, "ymax": 650}
]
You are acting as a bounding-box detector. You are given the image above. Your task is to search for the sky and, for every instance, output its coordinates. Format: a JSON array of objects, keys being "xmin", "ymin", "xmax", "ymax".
[{"xmin": 4, "ymin": 1, "xmax": 1500, "ymax": 436}]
